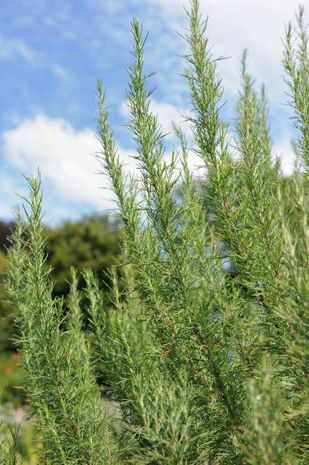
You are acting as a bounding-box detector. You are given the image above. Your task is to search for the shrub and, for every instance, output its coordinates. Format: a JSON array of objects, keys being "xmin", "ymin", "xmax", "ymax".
[{"xmin": 3, "ymin": 1, "xmax": 308, "ymax": 463}]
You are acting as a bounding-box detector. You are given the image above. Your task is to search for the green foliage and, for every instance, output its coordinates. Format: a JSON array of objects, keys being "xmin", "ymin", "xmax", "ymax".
[
  {"xmin": 0, "ymin": 421, "xmax": 20, "ymax": 465},
  {"xmin": 0, "ymin": 251, "xmax": 16, "ymax": 353},
  {"xmin": 283, "ymin": 5, "xmax": 309, "ymax": 173},
  {"xmin": 6, "ymin": 178, "xmax": 114, "ymax": 464},
  {"xmin": 3, "ymin": 1, "xmax": 309, "ymax": 464}
]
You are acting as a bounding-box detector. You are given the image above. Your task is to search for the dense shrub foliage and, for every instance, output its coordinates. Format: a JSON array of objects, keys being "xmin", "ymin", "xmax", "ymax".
[{"xmin": 1, "ymin": 1, "xmax": 308, "ymax": 464}]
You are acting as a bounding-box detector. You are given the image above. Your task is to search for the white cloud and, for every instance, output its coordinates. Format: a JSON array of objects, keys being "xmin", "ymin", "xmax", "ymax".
[
  {"xmin": 273, "ymin": 139, "xmax": 296, "ymax": 176},
  {"xmin": 0, "ymin": 109, "xmax": 295, "ymax": 223},
  {"xmin": 147, "ymin": 0, "xmax": 300, "ymax": 99},
  {"xmin": 0, "ymin": 38, "xmax": 34, "ymax": 62},
  {"xmin": 52, "ymin": 64, "xmax": 72, "ymax": 82},
  {"xmin": 2, "ymin": 114, "xmax": 134, "ymax": 215}
]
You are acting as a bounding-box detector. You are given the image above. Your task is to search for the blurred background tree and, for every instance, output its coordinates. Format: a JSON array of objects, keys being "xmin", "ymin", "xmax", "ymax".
[{"xmin": 46, "ymin": 214, "xmax": 121, "ymax": 296}]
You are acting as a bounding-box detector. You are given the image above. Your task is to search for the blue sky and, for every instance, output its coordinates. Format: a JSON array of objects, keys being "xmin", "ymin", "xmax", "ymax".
[{"xmin": 0, "ymin": 0, "xmax": 303, "ymax": 224}]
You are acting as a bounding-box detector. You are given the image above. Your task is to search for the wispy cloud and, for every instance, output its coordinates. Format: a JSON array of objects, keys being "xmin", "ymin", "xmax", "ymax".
[
  {"xmin": 52, "ymin": 64, "xmax": 72, "ymax": 82},
  {"xmin": 0, "ymin": 37, "xmax": 34, "ymax": 62}
]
